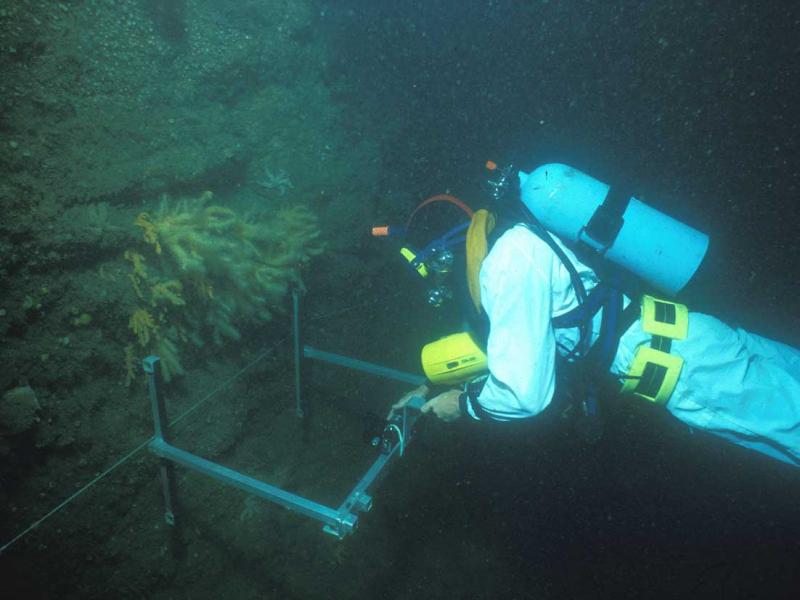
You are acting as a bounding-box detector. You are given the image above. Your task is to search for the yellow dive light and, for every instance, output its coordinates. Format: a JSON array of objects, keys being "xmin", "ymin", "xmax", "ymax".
[{"xmin": 421, "ymin": 332, "xmax": 488, "ymax": 385}]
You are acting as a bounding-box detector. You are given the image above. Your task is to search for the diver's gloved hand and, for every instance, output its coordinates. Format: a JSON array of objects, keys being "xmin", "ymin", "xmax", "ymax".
[
  {"xmin": 421, "ymin": 389, "xmax": 462, "ymax": 423},
  {"xmin": 389, "ymin": 383, "xmax": 429, "ymax": 418}
]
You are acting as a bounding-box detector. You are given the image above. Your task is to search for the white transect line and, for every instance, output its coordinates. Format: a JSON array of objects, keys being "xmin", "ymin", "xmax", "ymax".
[{"xmin": 0, "ymin": 337, "xmax": 288, "ymax": 555}]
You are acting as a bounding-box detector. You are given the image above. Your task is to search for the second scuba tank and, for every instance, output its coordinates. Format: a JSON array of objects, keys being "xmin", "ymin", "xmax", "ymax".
[{"xmin": 518, "ymin": 163, "xmax": 709, "ymax": 295}]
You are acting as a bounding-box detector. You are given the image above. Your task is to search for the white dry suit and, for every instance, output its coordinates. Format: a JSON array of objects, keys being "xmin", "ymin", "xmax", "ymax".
[{"xmin": 469, "ymin": 223, "xmax": 800, "ymax": 467}]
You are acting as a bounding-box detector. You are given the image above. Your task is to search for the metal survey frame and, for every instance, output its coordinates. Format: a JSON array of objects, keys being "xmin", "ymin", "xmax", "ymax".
[{"xmin": 146, "ymin": 290, "xmax": 426, "ymax": 539}]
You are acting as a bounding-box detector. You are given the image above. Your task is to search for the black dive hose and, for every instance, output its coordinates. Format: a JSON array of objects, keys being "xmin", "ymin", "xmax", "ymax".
[{"xmin": 518, "ymin": 204, "xmax": 591, "ymax": 359}]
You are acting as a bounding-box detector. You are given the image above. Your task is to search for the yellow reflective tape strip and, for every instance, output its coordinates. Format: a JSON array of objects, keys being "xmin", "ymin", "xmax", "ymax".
[
  {"xmin": 621, "ymin": 345, "xmax": 684, "ymax": 405},
  {"xmin": 400, "ymin": 247, "xmax": 428, "ymax": 278},
  {"xmin": 641, "ymin": 295, "xmax": 689, "ymax": 340}
]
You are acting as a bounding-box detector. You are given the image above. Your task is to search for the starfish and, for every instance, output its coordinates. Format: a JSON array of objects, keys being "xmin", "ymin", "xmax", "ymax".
[{"xmin": 257, "ymin": 165, "xmax": 294, "ymax": 197}]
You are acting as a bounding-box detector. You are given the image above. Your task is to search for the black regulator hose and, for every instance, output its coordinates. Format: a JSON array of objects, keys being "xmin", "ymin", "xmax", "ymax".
[{"xmin": 519, "ymin": 204, "xmax": 591, "ymax": 359}]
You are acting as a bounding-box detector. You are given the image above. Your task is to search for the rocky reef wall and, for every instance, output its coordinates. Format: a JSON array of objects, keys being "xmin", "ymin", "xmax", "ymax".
[
  {"xmin": 0, "ymin": 0, "xmax": 377, "ymax": 408},
  {"xmin": 0, "ymin": 2, "xmax": 383, "ymax": 594}
]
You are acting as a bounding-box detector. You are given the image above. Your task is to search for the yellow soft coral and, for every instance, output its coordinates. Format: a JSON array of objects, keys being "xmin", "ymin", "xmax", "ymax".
[
  {"xmin": 150, "ymin": 279, "xmax": 186, "ymax": 307},
  {"xmin": 124, "ymin": 344, "xmax": 137, "ymax": 387},
  {"xmin": 202, "ymin": 205, "xmax": 236, "ymax": 230},
  {"xmin": 124, "ymin": 250, "xmax": 148, "ymax": 299},
  {"xmin": 192, "ymin": 277, "xmax": 214, "ymax": 299},
  {"xmin": 125, "ymin": 191, "xmax": 323, "ymax": 382},
  {"xmin": 129, "ymin": 308, "xmax": 157, "ymax": 347},
  {"xmin": 141, "ymin": 193, "xmax": 216, "ymax": 272},
  {"xmin": 135, "ymin": 212, "xmax": 162, "ymax": 254},
  {"xmin": 276, "ymin": 205, "xmax": 323, "ymax": 252},
  {"xmin": 124, "ymin": 250, "xmax": 148, "ymax": 278},
  {"xmin": 155, "ymin": 330, "xmax": 185, "ymax": 382},
  {"xmin": 128, "ymin": 274, "xmax": 144, "ymax": 300}
]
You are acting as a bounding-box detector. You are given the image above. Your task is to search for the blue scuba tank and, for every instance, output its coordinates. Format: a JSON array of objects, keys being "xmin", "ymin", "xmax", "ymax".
[{"xmin": 518, "ymin": 163, "xmax": 709, "ymax": 295}]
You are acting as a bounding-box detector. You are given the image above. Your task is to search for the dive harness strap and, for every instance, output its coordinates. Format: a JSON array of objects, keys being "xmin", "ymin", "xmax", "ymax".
[
  {"xmin": 620, "ymin": 296, "xmax": 688, "ymax": 405},
  {"xmin": 578, "ymin": 187, "xmax": 630, "ymax": 255},
  {"xmin": 552, "ymin": 281, "xmax": 627, "ymax": 421},
  {"xmin": 461, "ymin": 217, "xmax": 630, "ymax": 421}
]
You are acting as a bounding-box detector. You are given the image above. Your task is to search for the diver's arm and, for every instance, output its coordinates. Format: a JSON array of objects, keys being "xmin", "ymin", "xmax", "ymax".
[
  {"xmin": 389, "ymin": 382, "xmax": 430, "ymax": 418},
  {"xmin": 470, "ymin": 227, "xmax": 557, "ymax": 421}
]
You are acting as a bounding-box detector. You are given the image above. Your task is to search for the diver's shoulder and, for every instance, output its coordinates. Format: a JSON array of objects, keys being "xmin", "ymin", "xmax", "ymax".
[
  {"xmin": 488, "ymin": 224, "xmax": 559, "ymax": 272},
  {"xmin": 492, "ymin": 223, "xmax": 543, "ymax": 254}
]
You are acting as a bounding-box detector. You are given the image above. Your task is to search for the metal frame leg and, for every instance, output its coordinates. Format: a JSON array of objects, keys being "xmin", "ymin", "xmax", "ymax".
[
  {"xmin": 146, "ymin": 290, "xmax": 428, "ymax": 540},
  {"xmin": 292, "ymin": 289, "xmax": 305, "ymax": 418},
  {"xmin": 144, "ymin": 356, "xmax": 177, "ymax": 526}
]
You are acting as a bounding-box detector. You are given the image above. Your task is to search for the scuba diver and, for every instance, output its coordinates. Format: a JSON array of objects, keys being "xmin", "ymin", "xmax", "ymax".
[{"xmin": 381, "ymin": 162, "xmax": 800, "ymax": 467}]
